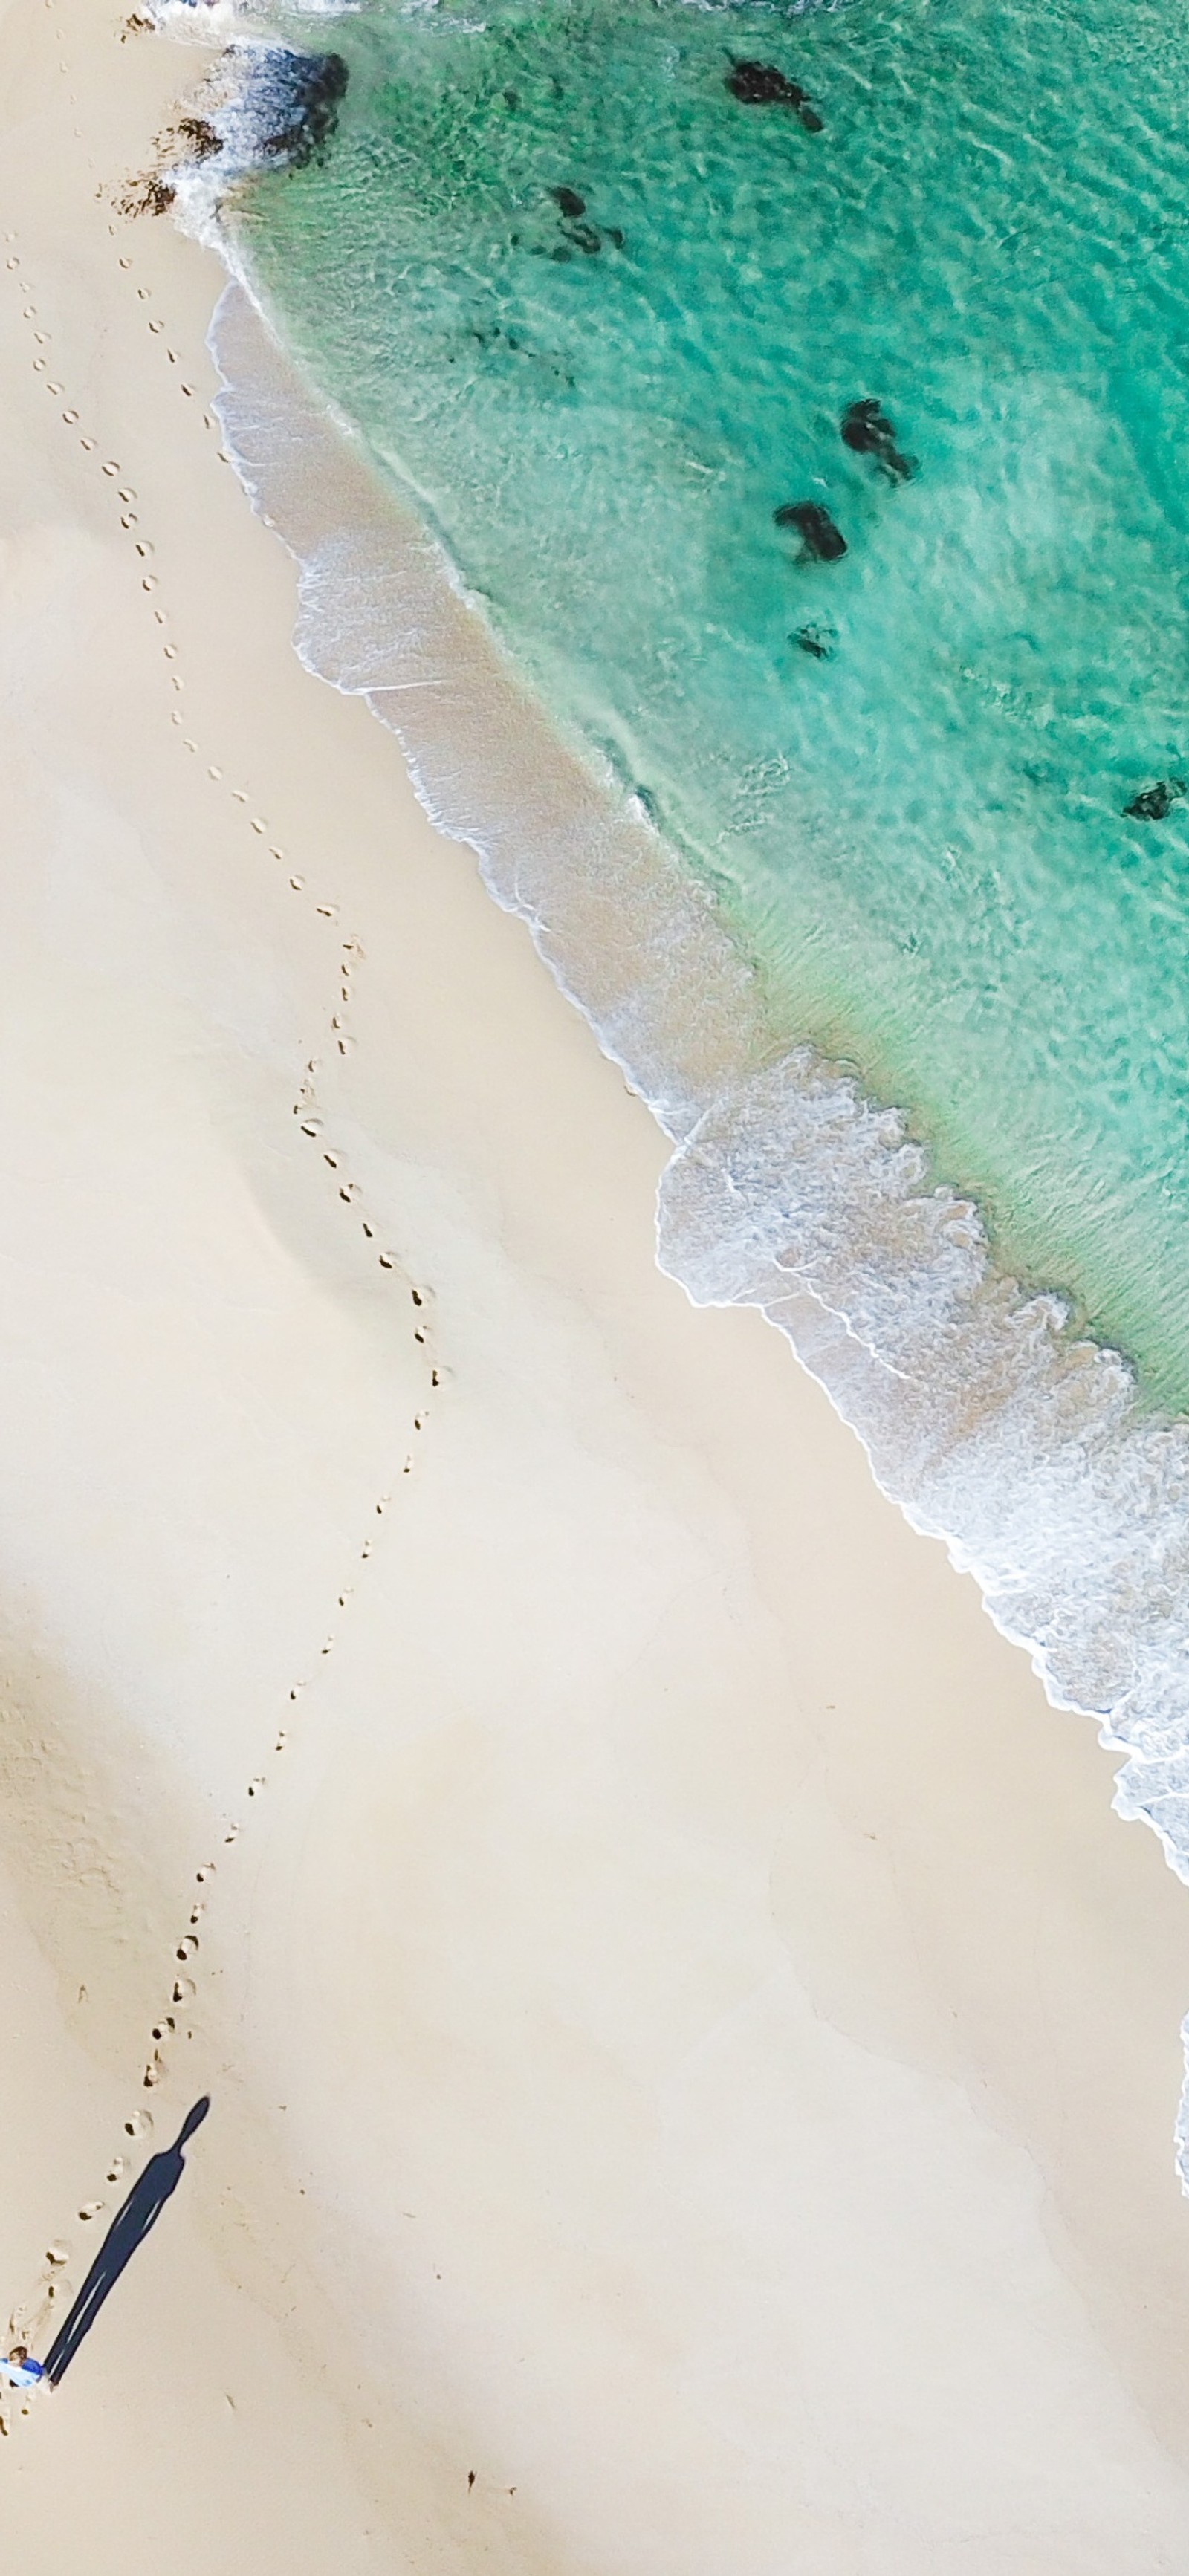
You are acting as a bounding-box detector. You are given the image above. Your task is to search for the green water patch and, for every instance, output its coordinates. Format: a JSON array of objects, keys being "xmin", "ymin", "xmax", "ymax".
[{"xmin": 236, "ymin": 0, "xmax": 1189, "ymax": 1407}]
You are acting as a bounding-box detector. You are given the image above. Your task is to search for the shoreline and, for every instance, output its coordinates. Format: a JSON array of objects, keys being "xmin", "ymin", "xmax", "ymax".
[
  {"xmin": 4, "ymin": 0, "xmax": 1189, "ymax": 2564},
  {"xmin": 183, "ymin": 22, "xmax": 1189, "ymax": 1895}
]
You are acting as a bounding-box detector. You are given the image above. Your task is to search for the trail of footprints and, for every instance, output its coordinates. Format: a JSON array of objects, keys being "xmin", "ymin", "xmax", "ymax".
[{"xmin": 1, "ymin": 208, "xmax": 442, "ymax": 2406}]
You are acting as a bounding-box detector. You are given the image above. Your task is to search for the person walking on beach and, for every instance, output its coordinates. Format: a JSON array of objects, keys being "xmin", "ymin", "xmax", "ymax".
[{"xmin": 0, "ymin": 2345, "xmax": 47, "ymax": 2425}]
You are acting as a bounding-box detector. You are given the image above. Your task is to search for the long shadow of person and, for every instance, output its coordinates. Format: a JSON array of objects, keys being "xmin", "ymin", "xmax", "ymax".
[{"xmin": 43, "ymin": 2098, "xmax": 210, "ymax": 2387}]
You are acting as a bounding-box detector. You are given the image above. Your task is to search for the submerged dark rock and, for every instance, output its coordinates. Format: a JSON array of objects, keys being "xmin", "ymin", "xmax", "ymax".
[
  {"xmin": 550, "ymin": 185, "xmax": 586, "ymax": 218},
  {"xmin": 725, "ymin": 59, "xmax": 823, "ymax": 132},
  {"xmin": 792, "ymin": 622, "xmax": 837, "ymax": 659},
  {"xmin": 1123, "ymin": 778, "xmax": 1186, "ymax": 820},
  {"xmin": 566, "ymin": 220, "xmax": 603, "ymax": 255},
  {"xmin": 840, "ymin": 398, "xmax": 917, "ymax": 484},
  {"xmin": 774, "ymin": 500, "xmax": 847, "ymax": 562},
  {"xmin": 259, "ymin": 49, "xmax": 349, "ymax": 170}
]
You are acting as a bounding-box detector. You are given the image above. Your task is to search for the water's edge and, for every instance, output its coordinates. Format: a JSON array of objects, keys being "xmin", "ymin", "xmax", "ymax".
[{"xmin": 157, "ymin": 17, "xmax": 1189, "ymax": 2177}]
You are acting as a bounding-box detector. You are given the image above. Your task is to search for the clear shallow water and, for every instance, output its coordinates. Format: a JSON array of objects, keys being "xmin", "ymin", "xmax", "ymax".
[{"xmin": 164, "ymin": 0, "xmax": 1189, "ymax": 2095}]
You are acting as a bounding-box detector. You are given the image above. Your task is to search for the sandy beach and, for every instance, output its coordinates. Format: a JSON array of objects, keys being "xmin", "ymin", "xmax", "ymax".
[{"xmin": 2, "ymin": 0, "xmax": 1189, "ymax": 2564}]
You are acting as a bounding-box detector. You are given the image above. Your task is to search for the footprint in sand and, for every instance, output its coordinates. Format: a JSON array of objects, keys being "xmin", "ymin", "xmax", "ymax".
[
  {"xmin": 124, "ymin": 2109, "xmax": 152, "ymax": 2141},
  {"xmin": 106, "ymin": 2157, "xmax": 128, "ymax": 2186},
  {"xmin": 77, "ymin": 2202, "xmax": 105, "ymax": 2225},
  {"xmin": 172, "ymin": 1976, "xmax": 196, "ymax": 2005},
  {"xmin": 175, "ymin": 1933, "xmax": 199, "ymax": 1963}
]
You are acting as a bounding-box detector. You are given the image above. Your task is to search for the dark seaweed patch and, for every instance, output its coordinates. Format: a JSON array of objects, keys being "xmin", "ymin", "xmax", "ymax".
[
  {"xmin": 725, "ymin": 59, "xmax": 823, "ymax": 132},
  {"xmin": 792, "ymin": 622, "xmax": 837, "ymax": 659},
  {"xmin": 116, "ymin": 171, "xmax": 177, "ymax": 217},
  {"xmin": 1123, "ymin": 778, "xmax": 1186, "ymax": 820},
  {"xmin": 774, "ymin": 500, "xmax": 847, "ymax": 562},
  {"xmin": 840, "ymin": 398, "xmax": 917, "ymax": 484}
]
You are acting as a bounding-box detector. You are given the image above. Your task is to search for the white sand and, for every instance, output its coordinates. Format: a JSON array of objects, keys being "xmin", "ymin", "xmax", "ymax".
[{"xmin": 1, "ymin": 1, "xmax": 1189, "ymax": 2565}]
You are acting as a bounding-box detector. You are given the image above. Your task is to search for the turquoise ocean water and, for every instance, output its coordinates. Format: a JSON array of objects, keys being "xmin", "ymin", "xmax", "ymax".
[
  {"xmin": 221, "ymin": 0, "xmax": 1189, "ymax": 1403},
  {"xmin": 164, "ymin": 0, "xmax": 1189, "ymax": 2029}
]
